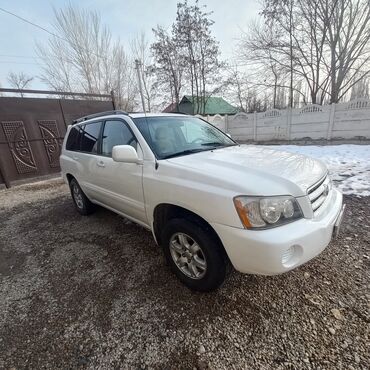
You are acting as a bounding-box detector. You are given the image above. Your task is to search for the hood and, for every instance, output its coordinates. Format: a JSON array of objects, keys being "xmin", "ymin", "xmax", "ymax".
[{"xmin": 166, "ymin": 145, "xmax": 327, "ymax": 196}]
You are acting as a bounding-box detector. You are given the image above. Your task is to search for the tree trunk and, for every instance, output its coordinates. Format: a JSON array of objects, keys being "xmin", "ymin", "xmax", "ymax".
[
  {"xmin": 330, "ymin": 45, "xmax": 338, "ymax": 103},
  {"xmin": 289, "ymin": 2, "xmax": 294, "ymax": 108},
  {"xmin": 311, "ymin": 91, "xmax": 317, "ymax": 104}
]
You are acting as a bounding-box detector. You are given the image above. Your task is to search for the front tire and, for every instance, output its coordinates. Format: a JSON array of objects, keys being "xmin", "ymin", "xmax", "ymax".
[
  {"xmin": 69, "ymin": 178, "xmax": 95, "ymax": 215},
  {"xmin": 162, "ymin": 218, "xmax": 227, "ymax": 292}
]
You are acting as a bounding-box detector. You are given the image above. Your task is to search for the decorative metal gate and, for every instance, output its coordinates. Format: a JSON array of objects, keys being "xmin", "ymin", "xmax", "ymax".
[{"xmin": 0, "ymin": 89, "xmax": 114, "ymax": 187}]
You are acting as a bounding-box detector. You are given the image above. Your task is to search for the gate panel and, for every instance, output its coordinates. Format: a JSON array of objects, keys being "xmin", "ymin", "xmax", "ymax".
[
  {"xmin": 1, "ymin": 121, "xmax": 38, "ymax": 174},
  {"xmin": 0, "ymin": 96, "xmax": 114, "ymax": 186},
  {"xmin": 37, "ymin": 120, "xmax": 62, "ymax": 168},
  {"xmin": 0, "ymin": 97, "xmax": 65, "ymax": 184}
]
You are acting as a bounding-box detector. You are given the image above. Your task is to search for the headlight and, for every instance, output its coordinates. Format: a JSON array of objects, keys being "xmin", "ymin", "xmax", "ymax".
[{"xmin": 233, "ymin": 196, "xmax": 303, "ymax": 229}]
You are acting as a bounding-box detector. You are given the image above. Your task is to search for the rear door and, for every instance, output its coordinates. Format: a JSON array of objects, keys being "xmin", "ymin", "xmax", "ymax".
[
  {"xmin": 92, "ymin": 119, "xmax": 146, "ymax": 224},
  {"xmin": 73, "ymin": 121, "xmax": 103, "ymax": 200},
  {"xmin": 62, "ymin": 122, "xmax": 101, "ymax": 198}
]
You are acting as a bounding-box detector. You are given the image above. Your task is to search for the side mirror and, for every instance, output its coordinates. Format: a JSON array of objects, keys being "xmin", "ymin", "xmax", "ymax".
[{"xmin": 112, "ymin": 145, "xmax": 142, "ymax": 164}]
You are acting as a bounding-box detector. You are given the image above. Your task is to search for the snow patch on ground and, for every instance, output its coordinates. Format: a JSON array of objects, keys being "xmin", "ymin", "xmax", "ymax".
[{"xmin": 270, "ymin": 145, "xmax": 370, "ymax": 197}]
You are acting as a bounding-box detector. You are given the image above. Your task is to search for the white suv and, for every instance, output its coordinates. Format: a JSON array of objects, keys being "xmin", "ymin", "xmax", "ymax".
[{"xmin": 60, "ymin": 110, "xmax": 345, "ymax": 291}]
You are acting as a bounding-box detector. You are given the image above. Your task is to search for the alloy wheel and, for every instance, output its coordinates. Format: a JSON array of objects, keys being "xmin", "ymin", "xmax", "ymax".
[
  {"xmin": 169, "ymin": 232, "xmax": 207, "ymax": 279},
  {"xmin": 72, "ymin": 184, "xmax": 84, "ymax": 209}
]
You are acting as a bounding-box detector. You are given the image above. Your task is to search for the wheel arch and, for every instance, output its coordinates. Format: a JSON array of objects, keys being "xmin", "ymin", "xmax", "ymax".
[
  {"xmin": 153, "ymin": 203, "xmax": 227, "ymax": 256},
  {"xmin": 65, "ymin": 173, "xmax": 75, "ymax": 184}
]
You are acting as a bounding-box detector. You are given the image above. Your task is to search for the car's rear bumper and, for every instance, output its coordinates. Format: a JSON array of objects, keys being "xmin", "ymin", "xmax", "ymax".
[{"xmin": 211, "ymin": 188, "xmax": 343, "ymax": 275}]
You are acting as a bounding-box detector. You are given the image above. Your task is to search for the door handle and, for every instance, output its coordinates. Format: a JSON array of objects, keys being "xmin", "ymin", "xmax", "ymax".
[{"xmin": 97, "ymin": 160, "xmax": 105, "ymax": 168}]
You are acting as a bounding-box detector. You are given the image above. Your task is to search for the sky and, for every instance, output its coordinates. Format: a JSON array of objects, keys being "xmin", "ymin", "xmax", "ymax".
[{"xmin": 0, "ymin": 0, "xmax": 260, "ymax": 90}]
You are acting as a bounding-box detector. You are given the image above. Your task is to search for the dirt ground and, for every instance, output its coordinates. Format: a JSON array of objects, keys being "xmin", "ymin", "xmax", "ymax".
[{"xmin": 0, "ymin": 179, "xmax": 369, "ymax": 370}]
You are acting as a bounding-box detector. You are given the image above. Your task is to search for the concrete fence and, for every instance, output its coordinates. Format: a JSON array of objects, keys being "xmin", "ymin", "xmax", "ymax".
[{"xmin": 198, "ymin": 98, "xmax": 370, "ymax": 142}]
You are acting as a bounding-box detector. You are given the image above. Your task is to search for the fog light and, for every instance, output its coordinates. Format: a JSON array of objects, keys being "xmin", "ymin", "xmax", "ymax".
[
  {"xmin": 282, "ymin": 246, "xmax": 294, "ymax": 265},
  {"xmin": 281, "ymin": 245, "xmax": 302, "ymax": 267}
]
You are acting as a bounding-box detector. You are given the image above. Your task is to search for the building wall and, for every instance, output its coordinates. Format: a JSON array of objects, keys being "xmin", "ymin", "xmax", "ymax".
[{"xmin": 179, "ymin": 101, "xmax": 194, "ymax": 115}]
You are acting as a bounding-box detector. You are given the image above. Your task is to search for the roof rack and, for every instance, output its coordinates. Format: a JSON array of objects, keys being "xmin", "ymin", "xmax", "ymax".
[
  {"xmin": 72, "ymin": 110, "xmax": 129, "ymax": 124},
  {"xmin": 127, "ymin": 111, "xmax": 188, "ymax": 115}
]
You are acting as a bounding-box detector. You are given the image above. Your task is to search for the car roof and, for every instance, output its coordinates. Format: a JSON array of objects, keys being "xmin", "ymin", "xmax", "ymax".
[
  {"xmin": 72, "ymin": 111, "xmax": 191, "ymax": 126},
  {"xmin": 129, "ymin": 112, "xmax": 189, "ymax": 119}
]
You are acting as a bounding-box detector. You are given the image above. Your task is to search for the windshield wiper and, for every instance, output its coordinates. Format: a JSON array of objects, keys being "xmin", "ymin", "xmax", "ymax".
[
  {"xmin": 161, "ymin": 148, "xmax": 206, "ymax": 159},
  {"xmin": 201, "ymin": 142, "xmax": 229, "ymax": 146},
  {"xmin": 201, "ymin": 142, "xmax": 237, "ymax": 149},
  {"xmin": 162, "ymin": 143, "xmax": 237, "ymax": 159}
]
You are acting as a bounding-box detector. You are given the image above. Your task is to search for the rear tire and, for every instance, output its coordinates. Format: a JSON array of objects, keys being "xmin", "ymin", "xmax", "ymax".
[
  {"xmin": 162, "ymin": 218, "xmax": 227, "ymax": 292},
  {"xmin": 69, "ymin": 178, "xmax": 95, "ymax": 215}
]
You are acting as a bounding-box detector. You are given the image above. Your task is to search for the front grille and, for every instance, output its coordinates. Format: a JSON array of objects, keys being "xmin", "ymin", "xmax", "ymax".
[{"xmin": 307, "ymin": 174, "xmax": 331, "ymax": 213}]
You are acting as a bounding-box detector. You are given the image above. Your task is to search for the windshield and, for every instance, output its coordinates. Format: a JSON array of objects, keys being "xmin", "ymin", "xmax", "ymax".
[{"xmin": 133, "ymin": 116, "xmax": 236, "ymax": 159}]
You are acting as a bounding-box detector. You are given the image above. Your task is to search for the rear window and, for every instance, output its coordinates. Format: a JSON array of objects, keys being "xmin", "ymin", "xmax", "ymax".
[
  {"xmin": 66, "ymin": 121, "xmax": 102, "ymax": 153},
  {"xmin": 66, "ymin": 126, "xmax": 82, "ymax": 151},
  {"xmin": 80, "ymin": 121, "xmax": 102, "ymax": 153}
]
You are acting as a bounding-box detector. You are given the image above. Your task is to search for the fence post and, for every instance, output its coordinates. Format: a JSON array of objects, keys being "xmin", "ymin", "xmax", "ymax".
[
  {"xmin": 225, "ymin": 115, "xmax": 228, "ymax": 132},
  {"xmin": 253, "ymin": 111, "xmax": 257, "ymax": 141},
  {"xmin": 287, "ymin": 107, "xmax": 292, "ymax": 140},
  {"xmin": 327, "ymin": 103, "xmax": 336, "ymax": 140}
]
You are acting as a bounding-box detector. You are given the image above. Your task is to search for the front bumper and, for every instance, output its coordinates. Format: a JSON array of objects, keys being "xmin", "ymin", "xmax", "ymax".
[{"xmin": 211, "ymin": 188, "xmax": 343, "ymax": 275}]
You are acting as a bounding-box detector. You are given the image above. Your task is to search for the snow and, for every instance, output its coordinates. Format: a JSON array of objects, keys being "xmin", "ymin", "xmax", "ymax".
[{"xmin": 269, "ymin": 145, "xmax": 370, "ymax": 197}]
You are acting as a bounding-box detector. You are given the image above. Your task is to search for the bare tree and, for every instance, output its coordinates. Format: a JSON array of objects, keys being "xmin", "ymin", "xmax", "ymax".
[
  {"xmin": 317, "ymin": 0, "xmax": 370, "ymax": 103},
  {"xmin": 173, "ymin": 0, "xmax": 225, "ymax": 114},
  {"xmin": 7, "ymin": 72, "xmax": 34, "ymax": 96},
  {"xmin": 151, "ymin": 26, "xmax": 184, "ymax": 110},
  {"xmin": 225, "ymin": 64, "xmax": 277, "ymax": 112},
  {"xmin": 131, "ymin": 33, "xmax": 158, "ymax": 112},
  {"xmin": 264, "ymin": 0, "xmax": 295, "ymax": 107},
  {"xmin": 237, "ymin": 0, "xmax": 370, "ymax": 105},
  {"xmin": 226, "ymin": 66, "xmax": 249, "ymax": 111},
  {"xmin": 36, "ymin": 4, "xmax": 137, "ymax": 110},
  {"xmin": 242, "ymin": 1, "xmax": 329, "ymax": 105},
  {"xmin": 151, "ymin": 0, "xmax": 225, "ymax": 114},
  {"xmin": 350, "ymin": 78, "xmax": 369, "ymax": 99},
  {"xmin": 237, "ymin": 21, "xmax": 307, "ymax": 108},
  {"xmin": 263, "ymin": 0, "xmax": 332, "ymax": 104}
]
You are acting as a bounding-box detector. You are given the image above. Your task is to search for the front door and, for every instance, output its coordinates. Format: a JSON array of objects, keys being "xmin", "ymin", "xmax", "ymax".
[{"xmin": 92, "ymin": 119, "xmax": 147, "ymax": 224}]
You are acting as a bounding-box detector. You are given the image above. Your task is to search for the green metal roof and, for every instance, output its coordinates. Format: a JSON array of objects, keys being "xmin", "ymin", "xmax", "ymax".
[{"xmin": 182, "ymin": 95, "xmax": 239, "ymax": 115}]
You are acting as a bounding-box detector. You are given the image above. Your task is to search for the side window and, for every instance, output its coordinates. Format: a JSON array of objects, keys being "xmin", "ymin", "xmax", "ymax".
[
  {"xmin": 80, "ymin": 121, "xmax": 102, "ymax": 153},
  {"xmin": 66, "ymin": 126, "xmax": 83, "ymax": 151},
  {"xmin": 102, "ymin": 120, "xmax": 137, "ymax": 157}
]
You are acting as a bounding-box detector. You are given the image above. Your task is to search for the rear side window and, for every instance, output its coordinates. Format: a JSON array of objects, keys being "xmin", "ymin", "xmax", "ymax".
[
  {"xmin": 66, "ymin": 126, "xmax": 82, "ymax": 151},
  {"xmin": 102, "ymin": 120, "xmax": 137, "ymax": 157},
  {"xmin": 80, "ymin": 121, "xmax": 102, "ymax": 153}
]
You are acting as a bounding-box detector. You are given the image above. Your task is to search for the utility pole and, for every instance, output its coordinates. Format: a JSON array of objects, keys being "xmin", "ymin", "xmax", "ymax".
[{"xmin": 135, "ymin": 59, "xmax": 146, "ymax": 112}]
